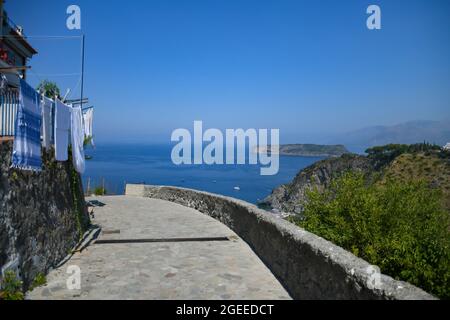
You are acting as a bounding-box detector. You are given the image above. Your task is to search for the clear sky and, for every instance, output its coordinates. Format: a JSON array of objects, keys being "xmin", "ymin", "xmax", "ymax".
[{"xmin": 6, "ymin": 0, "xmax": 450, "ymax": 143}]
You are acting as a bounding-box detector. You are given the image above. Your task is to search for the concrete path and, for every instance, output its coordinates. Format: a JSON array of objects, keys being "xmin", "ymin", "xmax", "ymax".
[{"xmin": 27, "ymin": 196, "xmax": 291, "ymax": 300}]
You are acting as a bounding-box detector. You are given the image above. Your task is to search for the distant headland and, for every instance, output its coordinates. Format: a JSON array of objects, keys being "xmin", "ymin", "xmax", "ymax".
[{"xmin": 254, "ymin": 144, "xmax": 350, "ymax": 157}]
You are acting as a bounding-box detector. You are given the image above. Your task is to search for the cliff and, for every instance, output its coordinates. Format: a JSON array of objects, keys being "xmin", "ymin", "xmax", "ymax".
[
  {"xmin": 261, "ymin": 144, "xmax": 450, "ymax": 215},
  {"xmin": 0, "ymin": 140, "xmax": 90, "ymax": 290},
  {"xmin": 260, "ymin": 154, "xmax": 373, "ymax": 214}
]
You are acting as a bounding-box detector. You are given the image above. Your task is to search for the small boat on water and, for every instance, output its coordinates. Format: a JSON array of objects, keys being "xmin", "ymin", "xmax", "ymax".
[{"xmin": 234, "ymin": 186, "xmax": 240, "ymax": 191}]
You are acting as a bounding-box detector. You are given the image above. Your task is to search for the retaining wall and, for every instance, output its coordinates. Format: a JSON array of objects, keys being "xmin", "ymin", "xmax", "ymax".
[{"xmin": 0, "ymin": 140, "xmax": 90, "ymax": 290}]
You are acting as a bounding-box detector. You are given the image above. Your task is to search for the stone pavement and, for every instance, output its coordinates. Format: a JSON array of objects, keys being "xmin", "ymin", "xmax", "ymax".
[{"xmin": 27, "ymin": 196, "xmax": 291, "ymax": 300}]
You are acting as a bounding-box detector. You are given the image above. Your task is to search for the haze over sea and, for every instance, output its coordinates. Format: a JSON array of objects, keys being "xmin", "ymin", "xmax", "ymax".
[{"xmin": 82, "ymin": 144, "xmax": 323, "ymax": 204}]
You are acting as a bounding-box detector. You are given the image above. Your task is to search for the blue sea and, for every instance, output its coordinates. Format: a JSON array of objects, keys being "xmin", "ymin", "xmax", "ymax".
[{"xmin": 82, "ymin": 144, "xmax": 324, "ymax": 204}]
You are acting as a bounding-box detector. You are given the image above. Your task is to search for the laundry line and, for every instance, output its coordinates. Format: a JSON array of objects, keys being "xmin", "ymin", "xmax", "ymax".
[
  {"xmin": 27, "ymin": 68, "xmax": 84, "ymax": 103},
  {"xmin": 29, "ymin": 73, "xmax": 82, "ymax": 77},
  {"xmin": 0, "ymin": 35, "xmax": 83, "ymax": 40},
  {"xmin": 1, "ymin": 78, "xmax": 95, "ymax": 174}
]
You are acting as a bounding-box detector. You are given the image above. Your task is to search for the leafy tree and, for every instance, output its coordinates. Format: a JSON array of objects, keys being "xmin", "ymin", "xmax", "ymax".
[
  {"xmin": 37, "ymin": 80, "xmax": 61, "ymax": 99},
  {"xmin": 293, "ymin": 172, "xmax": 450, "ymax": 299}
]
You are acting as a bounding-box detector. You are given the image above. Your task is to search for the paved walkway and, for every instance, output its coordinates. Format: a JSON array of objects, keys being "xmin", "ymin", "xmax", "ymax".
[{"xmin": 27, "ymin": 196, "xmax": 291, "ymax": 300}]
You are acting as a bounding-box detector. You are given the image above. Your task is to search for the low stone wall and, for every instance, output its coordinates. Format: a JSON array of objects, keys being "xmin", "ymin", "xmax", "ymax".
[
  {"xmin": 126, "ymin": 184, "xmax": 435, "ymax": 300},
  {"xmin": 0, "ymin": 140, "xmax": 90, "ymax": 290}
]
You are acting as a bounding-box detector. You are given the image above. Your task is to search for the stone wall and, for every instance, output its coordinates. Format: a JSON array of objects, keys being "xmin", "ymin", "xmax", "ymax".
[
  {"xmin": 126, "ymin": 184, "xmax": 436, "ymax": 300},
  {"xmin": 0, "ymin": 140, "xmax": 90, "ymax": 290}
]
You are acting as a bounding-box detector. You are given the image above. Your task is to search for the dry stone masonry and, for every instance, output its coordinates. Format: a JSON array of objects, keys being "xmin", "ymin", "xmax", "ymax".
[{"xmin": 0, "ymin": 140, "xmax": 89, "ymax": 290}]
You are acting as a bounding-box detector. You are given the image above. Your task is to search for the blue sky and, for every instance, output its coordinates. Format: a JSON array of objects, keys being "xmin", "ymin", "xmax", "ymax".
[{"xmin": 7, "ymin": 0, "xmax": 450, "ymax": 143}]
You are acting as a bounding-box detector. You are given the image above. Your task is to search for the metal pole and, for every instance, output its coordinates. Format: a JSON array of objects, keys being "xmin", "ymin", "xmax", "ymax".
[
  {"xmin": 87, "ymin": 177, "xmax": 91, "ymax": 195},
  {"xmin": 80, "ymin": 34, "xmax": 85, "ymax": 110}
]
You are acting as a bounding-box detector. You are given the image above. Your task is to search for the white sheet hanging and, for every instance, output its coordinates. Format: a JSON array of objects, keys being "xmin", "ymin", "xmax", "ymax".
[
  {"xmin": 41, "ymin": 96, "xmax": 53, "ymax": 149},
  {"xmin": 71, "ymin": 106, "xmax": 85, "ymax": 174},
  {"xmin": 54, "ymin": 99, "xmax": 71, "ymax": 161},
  {"xmin": 83, "ymin": 107, "xmax": 94, "ymax": 146}
]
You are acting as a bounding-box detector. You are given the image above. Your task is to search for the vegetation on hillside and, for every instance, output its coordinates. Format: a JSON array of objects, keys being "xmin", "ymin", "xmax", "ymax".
[
  {"xmin": 366, "ymin": 143, "xmax": 446, "ymax": 168},
  {"xmin": 291, "ymin": 172, "xmax": 450, "ymax": 299},
  {"xmin": 366, "ymin": 142, "xmax": 450, "ymax": 210},
  {"xmin": 383, "ymin": 152, "xmax": 450, "ymax": 211}
]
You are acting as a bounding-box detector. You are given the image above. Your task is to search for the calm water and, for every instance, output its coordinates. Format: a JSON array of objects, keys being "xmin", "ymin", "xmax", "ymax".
[{"xmin": 82, "ymin": 144, "xmax": 323, "ymax": 204}]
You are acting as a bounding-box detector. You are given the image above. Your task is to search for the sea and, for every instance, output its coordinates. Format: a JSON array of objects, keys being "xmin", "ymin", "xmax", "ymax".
[{"xmin": 82, "ymin": 144, "xmax": 324, "ymax": 204}]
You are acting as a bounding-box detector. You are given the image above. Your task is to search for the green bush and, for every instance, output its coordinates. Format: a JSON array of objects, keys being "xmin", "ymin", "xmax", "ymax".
[
  {"xmin": 30, "ymin": 273, "xmax": 47, "ymax": 290},
  {"xmin": 0, "ymin": 271, "xmax": 24, "ymax": 300},
  {"xmin": 294, "ymin": 172, "xmax": 450, "ymax": 299},
  {"xmin": 94, "ymin": 186, "xmax": 107, "ymax": 196}
]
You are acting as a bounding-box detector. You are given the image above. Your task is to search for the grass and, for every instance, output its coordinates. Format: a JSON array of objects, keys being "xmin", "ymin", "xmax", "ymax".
[{"xmin": 382, "ymin": 152, "xmax": 450, "ymax": 210}]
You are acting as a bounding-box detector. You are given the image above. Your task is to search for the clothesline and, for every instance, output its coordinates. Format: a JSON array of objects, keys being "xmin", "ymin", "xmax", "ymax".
[
  {"xmin": 0, "ymin": 35, "xmax": 83, "ymax": 39},
  {"xmin": 27, "ymin": 68, "xmax": 83, "ymax": 102},
  {"xmin": 14, "ymin": 34, "xmax": 86, "ymax": 101},
  {"xmin": 30, "ymin": 73, "xmax": 82, "ymax": 77},
  {"xmin": 9, "ymin": 78, "xmax": 94, "ymax": 174}
]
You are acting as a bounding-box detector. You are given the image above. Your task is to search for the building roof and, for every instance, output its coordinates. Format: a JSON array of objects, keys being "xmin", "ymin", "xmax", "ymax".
[
  {"xmin": 1, "ymin": 11, "xmax": 38, "ymax": 58},
  {"xmin": 7, "ymin": 28, "xmax": 38, "ymax": 55}
]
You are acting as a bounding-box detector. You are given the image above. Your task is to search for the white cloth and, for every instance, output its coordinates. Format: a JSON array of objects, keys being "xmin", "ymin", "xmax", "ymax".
[
  {"xmin": 54, "ymin": 99, "xmax": 71, "ymax": 161},
  {"xmin": 82, "ymin": 108, "xmax": 94, "ymax": 146},
  {"xmin": 71, "ymin": 106, "xmax": 85, "ymax": 174},
  {"xmin": 41, "ymin": 96, "xmax": 53, "ymax": 149}
]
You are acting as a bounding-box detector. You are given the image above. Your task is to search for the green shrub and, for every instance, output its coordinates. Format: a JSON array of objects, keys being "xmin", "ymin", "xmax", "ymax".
[
  {"xmin": 0, "ymin": 271, "xmax": 24, "ymax": 300},
  {"xmin": 83, "ymin": 136, "xmax": 93, "ymax": 147},
  {"xmin": 30, "ymin": 273, "xmax": 47, "ymax": 290},
  {"xmin": 94, "ymin": 186, "xmax": 107, "ymax": 196},
  {"xmin": 295, "ymin": 172, "xmax": 450, "ymax": 299}
]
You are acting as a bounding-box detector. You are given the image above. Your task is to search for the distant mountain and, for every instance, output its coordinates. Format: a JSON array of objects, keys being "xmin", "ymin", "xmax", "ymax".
[
  {"xmin": 333, "ymin": 120, "xmax": 450, "ymax": 151},
  {"xmin": 254, "ymin": 144, "xmax": 350, "ymax": 157}
]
